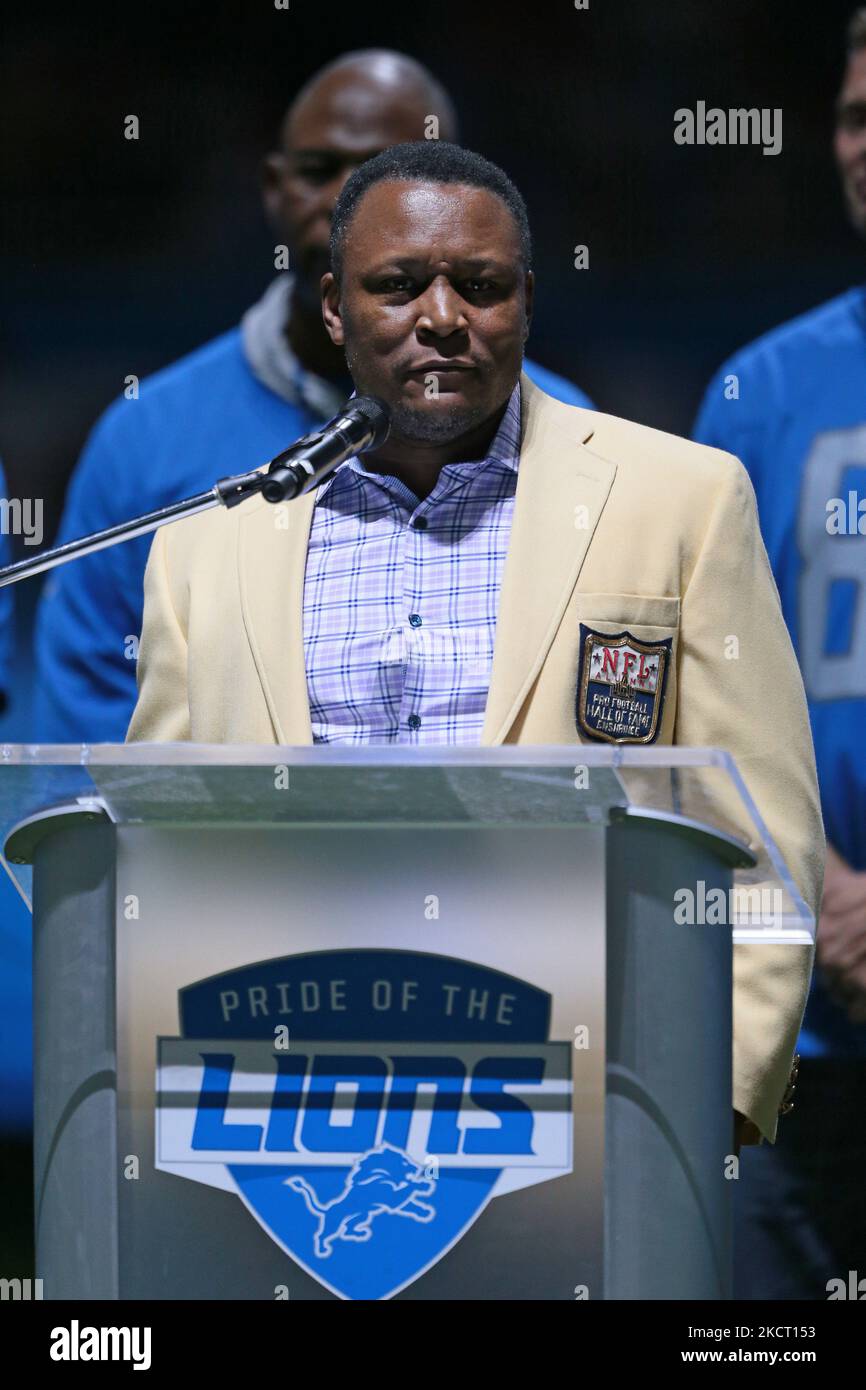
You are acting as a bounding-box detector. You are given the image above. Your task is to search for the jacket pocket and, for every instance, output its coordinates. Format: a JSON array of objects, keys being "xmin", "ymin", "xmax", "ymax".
[
  {"xmin": 572, "ymin": 591, "xmax": 680, "ymax": 629},
  {"xmin": 572, "ymin": 592, "xmax": 680, "ymax": 743}
]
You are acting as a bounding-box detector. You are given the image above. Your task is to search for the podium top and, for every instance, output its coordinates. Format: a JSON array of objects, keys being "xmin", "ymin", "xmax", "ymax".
[{"xmin": 0, "ymin": 743, "xmax": 813, "ymax": 942}]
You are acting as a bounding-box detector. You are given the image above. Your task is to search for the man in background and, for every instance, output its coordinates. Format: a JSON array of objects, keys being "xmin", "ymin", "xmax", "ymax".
[
  {"xmin": 33, "ymin": 49, "xmax": 592, "ymax": 743},
  {"xmin": 693, "ymin": 8, "xmax": 866, "ymax": 1299}
]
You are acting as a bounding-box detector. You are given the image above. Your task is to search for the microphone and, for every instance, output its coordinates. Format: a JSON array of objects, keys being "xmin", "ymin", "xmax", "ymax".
[
  {"xmin": 260, "ymin": 396, "xmax": 390, "ymax": 504},
  {"xmin": 0, "ymin": 396, "xmax": 390, "ymax": 591}
]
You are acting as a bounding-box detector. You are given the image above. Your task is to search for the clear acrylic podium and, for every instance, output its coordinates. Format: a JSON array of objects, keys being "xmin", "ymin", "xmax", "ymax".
[{"xmin": 0, "ymin": 744, "xmax": 813, "ymax": 1302}]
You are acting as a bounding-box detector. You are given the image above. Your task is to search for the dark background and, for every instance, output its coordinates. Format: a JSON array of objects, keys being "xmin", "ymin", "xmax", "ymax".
[
  {"xmin": 3, "ymin": 0, "xmax": 864, "ymax": 541},
  {"xmin": 1, "ymin": 0, "xmax": 863, "ymax": 1272}
]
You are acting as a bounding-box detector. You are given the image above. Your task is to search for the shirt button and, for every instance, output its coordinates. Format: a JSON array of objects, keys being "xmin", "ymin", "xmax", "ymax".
[
  {"xmin": 407, "ymin": 714, "xmax": 422, "ymax": 730},
  {"xmin": 412, "ymin": 516, "xmax": 428, "ymax": 529},
  {"xmin": 408, "ymin": 613, "xmax": 423, "ymax": 628}
]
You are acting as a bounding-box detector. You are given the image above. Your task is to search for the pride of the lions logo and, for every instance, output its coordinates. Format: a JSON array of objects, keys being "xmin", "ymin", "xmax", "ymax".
[
  {"xmin": 287, "ymin": 1145, "xmax": 436, "ymax": 1258},
  {"xmin": 156, "ymin": 948, "xmax": 572, "ymax": 1299}
]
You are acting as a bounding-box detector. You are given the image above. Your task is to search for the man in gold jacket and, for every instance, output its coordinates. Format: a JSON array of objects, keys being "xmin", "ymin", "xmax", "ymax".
[{"xmin": 127, "ymin": 141, "xmax": 823, "ymax": 1149}]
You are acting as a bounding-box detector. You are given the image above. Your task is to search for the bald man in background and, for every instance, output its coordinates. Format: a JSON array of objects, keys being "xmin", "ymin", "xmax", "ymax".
[{"xmin": 33, "ymin": 49, "xmax": 592, "ymax": 742}]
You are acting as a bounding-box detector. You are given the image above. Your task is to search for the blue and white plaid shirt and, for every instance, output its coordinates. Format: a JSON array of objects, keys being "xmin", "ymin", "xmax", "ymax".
[{"xmin": 303, "ymin": 384, "xmax": 522, "ymax": 743}]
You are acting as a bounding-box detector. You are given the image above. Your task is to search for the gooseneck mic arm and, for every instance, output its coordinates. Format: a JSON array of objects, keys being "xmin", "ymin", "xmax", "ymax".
[{"xmin": 0, "ymin": 396, "xmax": 390, "ymax": 589}]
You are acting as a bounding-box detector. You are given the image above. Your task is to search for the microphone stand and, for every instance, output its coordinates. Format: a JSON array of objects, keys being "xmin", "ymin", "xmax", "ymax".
[
  {"xmin": 0, "ymin": 395, "xmax": 388, "ymax": 591},
  {"xmin": 0, "ymin": 441, "xmax": 312, "ymax": 591}
]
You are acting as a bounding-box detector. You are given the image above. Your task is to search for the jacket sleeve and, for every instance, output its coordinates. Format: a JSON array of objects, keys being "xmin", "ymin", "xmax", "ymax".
[
  {"xmin": 125, "ymin": 524, "xmax": 191, "ymax": 743},
  {"xmin": 675, "ymin": 452, "xmax": 824, "ymax": 1142}
]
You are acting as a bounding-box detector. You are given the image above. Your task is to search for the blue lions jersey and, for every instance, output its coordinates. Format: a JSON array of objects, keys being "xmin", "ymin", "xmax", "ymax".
[{"xmin": 694, "ymin": 287, "xmax": 866, "ymax": 1057}]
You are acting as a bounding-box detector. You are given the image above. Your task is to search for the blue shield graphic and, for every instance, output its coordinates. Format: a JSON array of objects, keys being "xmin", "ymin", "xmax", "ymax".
[{"xmin": 157, "ymin": 949, "xmax": 572, "ymax": 1300}]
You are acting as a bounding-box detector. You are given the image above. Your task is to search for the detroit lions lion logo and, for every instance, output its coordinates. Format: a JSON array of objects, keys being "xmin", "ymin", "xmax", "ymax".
[{"xmin": 286, "ymin": 1145, "xmax": 436, "ymax": 1258}]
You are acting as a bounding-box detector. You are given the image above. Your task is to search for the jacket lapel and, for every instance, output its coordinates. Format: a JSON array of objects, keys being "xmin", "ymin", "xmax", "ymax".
[
  {"xmin": 480, "ymin": 373, "xmax": 616, "ymax": 745},
  {"xmin": 237, "ymin": 490, "xmax": 316, "ymax": 744},
  {"xmin": 237, "ymin": 373, "xmax": 616, "ymax": 748}
]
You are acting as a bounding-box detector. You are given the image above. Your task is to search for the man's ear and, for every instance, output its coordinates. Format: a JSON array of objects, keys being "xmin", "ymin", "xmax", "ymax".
[
  {"xmin": 321, "ymin": 271, "xmax": 345, "ymax": 346},
  {"xmin": 523, "ymin": 269, "xmax": 535, "ymax": 341},
  {"xmin": 261, "ymin": 152, "xmax": 285, "ymax": 225}
]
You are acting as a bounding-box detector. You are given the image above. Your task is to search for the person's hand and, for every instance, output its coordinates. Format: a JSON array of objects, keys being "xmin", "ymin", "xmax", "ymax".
[{"xmin": 816, "ymin": 843, "xmax": 866, "ymax": 1025}]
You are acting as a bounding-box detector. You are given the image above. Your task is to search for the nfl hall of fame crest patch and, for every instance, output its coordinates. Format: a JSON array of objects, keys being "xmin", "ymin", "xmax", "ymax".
[
  {"xmin": 155, "ymin": 949, "xmax": 573, "ymax": 1300},
  {"xmin": 576, "ymin": 624, "xmax": 672, "ymax": 744}
]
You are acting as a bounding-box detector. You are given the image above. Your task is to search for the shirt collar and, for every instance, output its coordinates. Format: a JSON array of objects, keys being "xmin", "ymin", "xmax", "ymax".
[
  {"xmin": 240, "ymin": 274, "xmax": 349, "ymax": 419},
  {"xmin": 315, "ymin": 381, "xmax": 522, "ymax": 506}
]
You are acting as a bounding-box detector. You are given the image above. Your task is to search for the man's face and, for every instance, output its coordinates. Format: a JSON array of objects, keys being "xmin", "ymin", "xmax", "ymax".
[
  {"xmin": 264, "ymin": 80, "xmax": 435, "ymax": 302},
  {"xmin": 834, "ymin": 47, "xmax": 866, "ymax": 235},
  {"xmin": 321, "ymin": 180, "xmax": 533, "ymax": 443}
]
